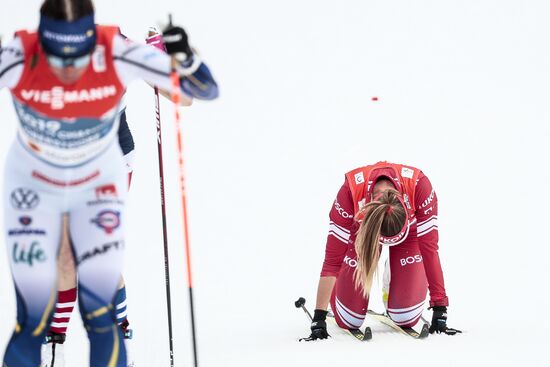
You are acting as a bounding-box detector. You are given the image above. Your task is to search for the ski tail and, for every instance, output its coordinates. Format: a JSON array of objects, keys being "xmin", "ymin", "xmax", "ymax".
[{"xmin": 367, "ymin": 310, "xmax": 429, "ymax": 339}]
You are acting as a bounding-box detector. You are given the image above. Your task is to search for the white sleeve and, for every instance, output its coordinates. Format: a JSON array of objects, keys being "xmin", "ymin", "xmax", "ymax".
[
  {"xmin": 112, "ymin": 35, "xmax": 174, "ymax": 92},
  {"xmin": 0, "ymin": 38, "xmax": 25, "ymax": 90}
]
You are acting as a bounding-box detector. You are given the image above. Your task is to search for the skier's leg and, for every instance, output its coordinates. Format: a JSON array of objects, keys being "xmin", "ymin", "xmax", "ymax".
[
  {"xmin": 329, "ymin": 249, "xmax": 368, "ymax": 329},
  {"xmin": 2, "ymin": 184, "xmax": 62, "ymax": 367},
  {"xmin": 52, "ymin": 217, "xmax": 78, "ymax": 335},
  {"xmin": 386, "ymin": 240, "xmax": 428, "ymax": 327},
  {"xmin": 41, "ymin": 217, "xmax": 77, "ymax": 367},
  {"xmin": 70, "ymin": 179, "xmax": 127, "ymax": 367}
]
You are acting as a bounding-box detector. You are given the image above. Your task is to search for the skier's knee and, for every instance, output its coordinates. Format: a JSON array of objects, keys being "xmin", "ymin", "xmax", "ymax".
[{"xmin": 387, "ymin": 302, "xmax": 424, "ymax": 328}]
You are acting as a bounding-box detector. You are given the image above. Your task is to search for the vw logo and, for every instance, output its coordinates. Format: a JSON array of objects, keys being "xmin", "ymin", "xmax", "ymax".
[{"xmin": 10, "ymin": 188, "xmax": 40, "ymax": 210}]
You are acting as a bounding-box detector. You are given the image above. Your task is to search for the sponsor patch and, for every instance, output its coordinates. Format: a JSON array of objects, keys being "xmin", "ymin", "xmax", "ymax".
[
  {"xmin": 401, "ymin": 167, "xmax": 414, "ymax": 179},
  {"xmin": 77, "ymin": 240, "xmax": 124, "ymax": 265},
  {"xmin": 8, "ymin": 228, "xmax": 46, "ymax": 236},
  {"xmin": 32, "ymin": 170, "xmax": 100, "ymax": 187},
  {"xmin": 95, "ymin": 184, "xmax": 117, "ymax": 199},
  {"xmin": 400, "ymin": 255, "xmax": 423, "ymax": 266},
  {"xmin": 12, "ymin": 242, "xmax": 47, "ymax": 266},
  {"xmin": 334, "ymin": 200, "xmax": 352, "ymax": 219},
  {"xmin": 19, "ymin": 216, "xmax": 32, "ymax": 226},
  {"xmin": 92, "ymin": 45, "xmax": 106, "ymax": 73},
  {"xmin": 403, "ymin": 194, "xmax": 412, "ymax": 210},
  {"xmin": 354, "ymin": 172, "xmax": 365, "ymax": 184},
  {"xmin": 10, "ymin": 188, "xmax": 40, "ymax": 210},
  {"xmin": 91, "ymin": 210, "xmax": 120, "ymax": 234},
  {"xmin": 20, "ymin": 85, "xmax": 117, "ymax": 110}
]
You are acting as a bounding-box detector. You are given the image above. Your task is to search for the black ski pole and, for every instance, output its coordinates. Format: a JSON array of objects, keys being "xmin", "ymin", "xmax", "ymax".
[
  {"xmin": 294, "ymin": 297, "xmax": 313, "ymax": 321},
  {"xmin": 153, "ymin": 85, "xmax": 175, "ymax": 367},
  {"xmin": 148, "ymin": 25, "xmax": 176, "ymax": 364}
]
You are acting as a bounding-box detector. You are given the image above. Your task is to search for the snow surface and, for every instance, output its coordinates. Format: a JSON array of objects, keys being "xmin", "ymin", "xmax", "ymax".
[{"xmin": 1, "ymin": 0, "xmax": 550, "ymax": 366}]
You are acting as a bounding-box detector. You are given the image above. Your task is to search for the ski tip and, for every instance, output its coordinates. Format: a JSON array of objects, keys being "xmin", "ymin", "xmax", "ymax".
[{"xmin": 294, "ymin": 297, "xmax": 306, "ymax": 308}]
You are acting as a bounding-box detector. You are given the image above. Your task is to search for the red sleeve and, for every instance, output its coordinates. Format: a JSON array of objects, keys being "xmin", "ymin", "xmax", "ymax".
[
  {"xmin": 415, "ymin": 173, "xmax": 449, "ymax": 307},
  {"xmin": 320, "ymin": 180, "xmax": 355, "ymax": 277}
]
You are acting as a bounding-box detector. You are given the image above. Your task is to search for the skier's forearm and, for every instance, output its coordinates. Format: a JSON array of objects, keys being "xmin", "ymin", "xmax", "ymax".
[
  {"xmin": 315, "ymin": 276, "xmax": 336, "ymax": 310},
  {"xmin": 179, "ymin": 62, "xmax": 219, "ymax": 100}
]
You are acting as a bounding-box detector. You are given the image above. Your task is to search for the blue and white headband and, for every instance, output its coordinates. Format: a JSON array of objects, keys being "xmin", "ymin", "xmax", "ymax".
[{"xmin": 38, "ymin": 14, "xmax": 96, "ymax": 58}]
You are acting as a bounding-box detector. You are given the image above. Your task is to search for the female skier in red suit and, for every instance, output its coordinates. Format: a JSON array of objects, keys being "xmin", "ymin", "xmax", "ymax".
[{"xmin": 308, "ymin": 162, "xmax": 460, "ymax": 339}]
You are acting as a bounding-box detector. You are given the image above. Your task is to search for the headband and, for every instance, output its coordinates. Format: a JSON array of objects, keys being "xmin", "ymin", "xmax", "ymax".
[{"xmin": 39, "ymin": 14, "xmax": 96, "ymax": 58}]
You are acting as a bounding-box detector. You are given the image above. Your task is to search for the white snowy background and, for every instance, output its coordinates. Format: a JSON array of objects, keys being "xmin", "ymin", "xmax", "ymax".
[{"xmin": 1, "ymin": 0, "xmax": 550, "ymax": 366}]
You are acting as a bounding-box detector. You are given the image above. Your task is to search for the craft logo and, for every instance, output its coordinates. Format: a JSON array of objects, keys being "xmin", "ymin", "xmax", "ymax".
[
  {"xmin": 77, "ymin": 240, "xmax": 124, "ymax": 265},
  {"xmin": 12, "ymin": 242, "xmax": 47, "ymax": 266},
  {"xmin": 10, "ymin": 188, "xmax": 40, "ymax": 210},
  {"xmin": 91, "ymin": 210, "xmax": 120, "ymax": 234}
]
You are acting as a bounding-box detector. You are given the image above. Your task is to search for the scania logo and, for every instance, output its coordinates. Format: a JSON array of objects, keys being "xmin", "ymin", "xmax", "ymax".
[{"xmin": 10, "ymin": 188, "xmax": 40, "ymax": 210}]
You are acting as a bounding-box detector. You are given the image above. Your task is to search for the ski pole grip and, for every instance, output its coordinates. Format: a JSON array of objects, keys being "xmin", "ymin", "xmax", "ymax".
[{"xmin": 146, "ymin": 32, "xmax": 166, "ymax": 52}]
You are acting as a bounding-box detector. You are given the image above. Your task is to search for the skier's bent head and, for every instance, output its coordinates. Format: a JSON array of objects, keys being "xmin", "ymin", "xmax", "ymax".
[
  {"xmin": 39, "ymin": 0, "xmax": 96, "ymax": 84},
  {"xmin": 353, "ymin": 179, "xmax": 408, "ymax": 298}
]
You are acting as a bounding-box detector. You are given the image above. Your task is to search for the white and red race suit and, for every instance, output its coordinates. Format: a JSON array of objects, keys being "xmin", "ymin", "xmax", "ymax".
[
  {"xmin": 322, "ymin": 162, "xmax": 448, "ymax": 329},
  {"xmin": 0, "ymin": 25, "xmax": 217, "ymax": 367}
]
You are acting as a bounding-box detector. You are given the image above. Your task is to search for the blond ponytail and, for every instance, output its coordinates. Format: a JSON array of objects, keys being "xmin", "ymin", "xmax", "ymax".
[{"xmin": 354, "ymin": 188, "xmax": 407, "ymax": 298}]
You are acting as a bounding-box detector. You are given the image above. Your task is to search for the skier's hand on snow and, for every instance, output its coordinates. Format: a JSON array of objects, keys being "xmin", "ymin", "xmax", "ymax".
[
  {"xmin": 308, "ymin": 309, "xmax": 330, "ymax": 340},
  {"xmin": 429, "ymin": 306, "xmax": 462, "ymax": 335}
]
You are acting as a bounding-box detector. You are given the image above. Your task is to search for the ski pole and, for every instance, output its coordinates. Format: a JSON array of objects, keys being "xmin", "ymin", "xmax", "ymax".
[
  {"xmin": 294, "ymin": 297, "xmax": 313, "ymax": 321},
  {"xmin": 170, "ymin": 64, "xmax": 199, "ymax": 367},
  {"xmin": 154, "ymin": 86, "xmax": 176, "ymax": 367},
  {"xmin": 147, "ymin": 28, "xmax": 176, "ymax": 367}
]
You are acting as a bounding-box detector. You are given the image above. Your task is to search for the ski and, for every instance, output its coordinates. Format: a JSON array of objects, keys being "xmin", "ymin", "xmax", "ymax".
[
  {"xmin": 295, "ymin": 297, "xmax": 372, "ymax": 342},
  {"xmin": 367, "ymin": 310, "xmax": 429, "ymax": 339},
  {"xmin": 327, "ymin": 312, "xmax": 372, "ymax": 341}
]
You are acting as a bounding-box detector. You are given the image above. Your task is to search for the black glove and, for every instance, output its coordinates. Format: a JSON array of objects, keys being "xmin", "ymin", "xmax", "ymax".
[
  {"xmin": 429, "ymin": 306, "xmax": 462, "ymax": 335},
  {"xmin": 162, "ymin": 25, "xmax": 193, "ymax": 60},
  {"xmin": 308, "ymin": 309, "xmax": 330, "ymax": 340}
]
